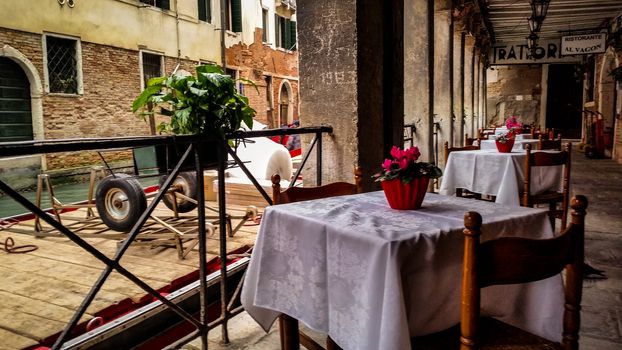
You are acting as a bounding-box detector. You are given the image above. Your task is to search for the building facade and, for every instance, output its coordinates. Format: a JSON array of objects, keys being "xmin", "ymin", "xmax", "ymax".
[{"xmin": 0, "ymin": 0, "xmax": 299, "ymax": 188}]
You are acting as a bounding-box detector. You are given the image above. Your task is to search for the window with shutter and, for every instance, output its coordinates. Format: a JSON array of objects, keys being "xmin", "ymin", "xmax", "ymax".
[
  {"xmin": 231, "ymin": 0, "xmax": 242, "ymax": 32},
  {"xmin": 198, "ymin": 0, "xmax": 211, "ymax": 22}
]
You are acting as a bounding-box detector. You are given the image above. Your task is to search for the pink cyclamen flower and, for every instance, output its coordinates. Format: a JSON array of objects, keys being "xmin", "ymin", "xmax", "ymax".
[
  {"xmin": 390, "ymin": 146, "xmax": 403, "ymax": 160},
  {"xmin": 382, "ymin": 159, "xmax": 394, "ymax": 171},
  {"xmin": 404, "ymin": 146, "xmax": 421, "ymax": 162},
  {"xmin": 397, "ymin": 158, "xmax": 409, "ymax": 170}
]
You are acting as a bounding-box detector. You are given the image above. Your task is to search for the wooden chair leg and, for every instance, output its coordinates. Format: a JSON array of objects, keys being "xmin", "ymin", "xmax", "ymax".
[{"xmin": 279, "ymin": 314, "xmax": 300, "ymax": 350}]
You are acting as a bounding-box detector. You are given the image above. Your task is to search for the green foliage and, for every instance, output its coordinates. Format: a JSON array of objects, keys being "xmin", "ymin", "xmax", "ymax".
[{"xmin": 132, "ymin": 64, "xmax": 255, "ymax": 138}]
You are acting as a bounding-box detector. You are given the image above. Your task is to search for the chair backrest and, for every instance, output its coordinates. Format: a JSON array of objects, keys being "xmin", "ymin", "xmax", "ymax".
[
  {"xmin": 272, "ymin": 166, "xmax": 363, "ymax": 205},
  {"xmin": 444, "ymin": 141, "xmax": 480, "ymax": 164},
  {"xmin": 537, "ymin": 134, "xmax": 562, "ymax": 150},
  {"xmin": 523, "ymin": 143, "xmax": 571, "ymax": 228},
  {"xmin": 461, "ymin": 195, "xmax": 588, "ymax": 350}
]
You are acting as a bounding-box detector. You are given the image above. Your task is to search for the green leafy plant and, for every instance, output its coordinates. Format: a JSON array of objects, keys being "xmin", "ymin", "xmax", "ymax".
[{"xmin": 132, "ymin": 64, "xmax": 256, "ymax": 141}]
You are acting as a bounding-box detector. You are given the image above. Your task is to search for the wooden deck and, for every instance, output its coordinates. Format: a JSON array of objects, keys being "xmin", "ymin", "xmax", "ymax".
[{"xmin": 0, "ymin": 201, "xmax": 263, "ymax": 349}]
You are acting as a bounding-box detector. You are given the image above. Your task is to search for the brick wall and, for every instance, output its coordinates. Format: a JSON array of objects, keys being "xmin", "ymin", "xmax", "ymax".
[
  {"xmin": 225, "ymin": 28, "xmax": 299, "ymax": 128},
  {"xmin": 1, "ymin": 28, "xmax": 200, "ymax": 170}
]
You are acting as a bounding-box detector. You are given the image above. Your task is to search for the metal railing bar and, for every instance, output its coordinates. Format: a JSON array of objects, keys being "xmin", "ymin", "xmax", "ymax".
[
  {"xmin": 229, "ymin": 125, "xmax": 332, "ymax": 139},
  {"xmin": 217, "ymin": 141, "xmax": 230, "ymax": 344},
  {"xmin": 225, "ymin": 145, "xmax": 273, "ymax": 206},
  {"xmin": 289, "ymin": 135, "xmax": 319, "ymax": 189},
  {"xmin": 51, "ymin": 145, "xmax": 201, "ymax": 348},
  {"xmin": 194, "ymin": 145, "xmax": 209, "ymax": 350}
]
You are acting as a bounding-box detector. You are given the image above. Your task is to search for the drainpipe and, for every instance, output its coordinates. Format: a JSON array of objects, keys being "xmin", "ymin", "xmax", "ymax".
[
  {"xmin": 174, "ymin": 0, "xmax": 181, "ymax": 63},
  {"xmin": 448, "ymin": 4, "xmax": 454, "ymax": 146},
  {"xmin": 220, "ymin": 0, "xmax": 227, "ymax": 69},
  {"xmin": 471, "ymin": 45, "xmax": 475, "ymax": 137}
]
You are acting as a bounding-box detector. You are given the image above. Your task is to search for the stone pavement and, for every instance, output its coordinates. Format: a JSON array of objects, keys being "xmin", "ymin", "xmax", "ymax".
[{"xmin": 187, "ymin": 145, "xmax": 622, "ymax": 350}]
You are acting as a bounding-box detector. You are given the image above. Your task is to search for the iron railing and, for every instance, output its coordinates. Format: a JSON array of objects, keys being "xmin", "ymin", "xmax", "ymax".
[{"xmin": 0, "ymin": 125, "xmax": 332, "ymax": 349}]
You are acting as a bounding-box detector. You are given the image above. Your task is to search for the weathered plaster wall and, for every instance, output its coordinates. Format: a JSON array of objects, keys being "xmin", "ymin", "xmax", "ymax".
[
  {"xmin": 0, "ymin": 0, "xmax": 222, "ymax": 63},
  {"xmin": 486, "ymin": 65, "xmax": 543, "ymax": 127}
]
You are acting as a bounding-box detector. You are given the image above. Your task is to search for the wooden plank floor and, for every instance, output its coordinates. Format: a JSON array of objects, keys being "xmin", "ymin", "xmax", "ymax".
[{"xmin": 0, "ymin": 200, "xmax": 263, "ymax": 349}]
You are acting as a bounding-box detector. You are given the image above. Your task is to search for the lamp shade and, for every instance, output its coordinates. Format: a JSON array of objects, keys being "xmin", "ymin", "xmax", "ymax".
[{"xmin": 530, "ymin": 0, "xmax": 550, "ymax": 19}]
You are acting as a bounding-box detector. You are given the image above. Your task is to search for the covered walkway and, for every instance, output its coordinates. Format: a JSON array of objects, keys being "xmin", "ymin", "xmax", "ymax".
[{"xmin": 190, "ymin": 144, "xmax": 622, "ymax": 350}]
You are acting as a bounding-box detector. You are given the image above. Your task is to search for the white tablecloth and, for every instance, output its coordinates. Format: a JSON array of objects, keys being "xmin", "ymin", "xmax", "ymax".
[
  {"xmin": 241, "ymin": 192, "xmax": 563, "ymax": 350},
  {"xmin": 480, "ymin": 139, "xmax": 539, "ymax": 151},
  {"xmin": 439, "ymin": 149, "xmax": 562, "ymax": 206}
]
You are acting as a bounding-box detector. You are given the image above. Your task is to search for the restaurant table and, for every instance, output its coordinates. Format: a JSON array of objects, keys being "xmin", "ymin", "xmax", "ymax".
[
  {"xmin": 439, "ymin": 149, "xmax": 562, "ymax": 206},
  {"xmin": 479, "ymin": 138, "xmax": 539, "ymax": 151},
  {"xmin": 241, "ymin": 192, "xmax": 563, "ymax": 350}
]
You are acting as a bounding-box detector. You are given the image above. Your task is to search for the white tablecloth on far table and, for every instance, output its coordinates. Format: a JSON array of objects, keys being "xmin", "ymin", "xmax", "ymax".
[
  {"xmin": 480, "ymin": 139, "xmax": 539, "ymax": 151},
  {"xmin": 241, "ymin": 192, "xmax": 563, "ymax": 350},
  {"xmin": 439, "ymin": 149, "xmax": 562, "ymax": 206}
]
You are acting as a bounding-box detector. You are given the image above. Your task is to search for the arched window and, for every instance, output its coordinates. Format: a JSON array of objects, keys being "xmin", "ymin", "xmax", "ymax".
[{"xmin": 0, "ymin": 57, "xmax": 32, "ymax": 142}]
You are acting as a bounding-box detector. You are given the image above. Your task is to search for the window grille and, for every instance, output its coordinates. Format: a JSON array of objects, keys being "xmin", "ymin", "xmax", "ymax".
[
  {"xmin": 46, "ymin": 36, "xmax": 78, "ymax": 94},
  {"xmin": 142, "ymin": 53, "xmax": 162, "ymax": 88}
]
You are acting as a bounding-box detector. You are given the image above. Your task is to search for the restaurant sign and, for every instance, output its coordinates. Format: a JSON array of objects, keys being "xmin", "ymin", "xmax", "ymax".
[
  {"xmin": 561, "ymin": 33, "xmax": 606, "ymax": 56},
  {"xmin": 490, "ymin": 39, "xmax": 580, "ymax": 65}
]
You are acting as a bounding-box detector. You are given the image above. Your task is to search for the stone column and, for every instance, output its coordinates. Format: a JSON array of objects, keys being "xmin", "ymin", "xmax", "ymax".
[
  {"xmin": 434, "ymin": 1, "xmax": 453, "ymax": 167},
  {"xmin": 456, "ymin": 31, "xmax": 466, "ymax": 146},
  {"xmin": 464, "ymin": 36, "xmax": 475, "ymax": 138},
  {"xmin": 298, "ymin": 0, "xmax": 404, "ymax": 190},
  {"xmin": 405, "ymin": 1, "xmax": 432, "ymax": 161}
]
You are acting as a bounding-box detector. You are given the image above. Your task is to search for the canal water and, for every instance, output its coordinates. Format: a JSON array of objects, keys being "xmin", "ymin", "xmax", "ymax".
[{"xmin": 0, "ymin": 176, "xmax": 159, "ymax": 219}]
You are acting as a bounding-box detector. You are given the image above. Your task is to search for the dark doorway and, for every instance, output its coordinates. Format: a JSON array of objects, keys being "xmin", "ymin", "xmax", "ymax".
[{"xmin": 546, "ymin": 64, "xmax": 582, "ymax": 139}]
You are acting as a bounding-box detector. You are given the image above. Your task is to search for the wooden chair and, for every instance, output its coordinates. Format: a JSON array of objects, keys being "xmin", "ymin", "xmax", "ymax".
[
  {"xmin": 272, "ymin": 166, "xmax": 363, "ymax": 350},
  {"xmin": 444, "ymin": 141, "xmax": 481, "ymax": 199},
  {"xmin": 537, "ymin": 134, "xmax": 562, "ymax": 150},
  {"xmin": 464, "ymin": 134, "xmax": 485, "ymax": 147},
  {"xmin": 523, "ymin": 143, "xmax": 571, "ymax": 231},
  {"xmin": 412, "ymin": 195, "xmax": 588, "ymax": 350}
]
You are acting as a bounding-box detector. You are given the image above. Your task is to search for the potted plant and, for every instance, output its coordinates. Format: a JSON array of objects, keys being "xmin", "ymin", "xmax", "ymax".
[
  {"xmin": 372, "ymin": 146, "xmax": 442, "ymax": 210},
  {"xmin": 132, "ymin": 63, "xmax": 257, "ymax": 170}
]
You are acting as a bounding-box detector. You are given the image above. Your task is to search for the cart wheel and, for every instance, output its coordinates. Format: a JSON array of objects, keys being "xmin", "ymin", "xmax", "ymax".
[
  {"xmin": 96, "ymin": 174, "xmax": 147, "ymax": 232},
  {"xmin": 159, "ymin": 171, "xmax": 198, "ymax": 213}
]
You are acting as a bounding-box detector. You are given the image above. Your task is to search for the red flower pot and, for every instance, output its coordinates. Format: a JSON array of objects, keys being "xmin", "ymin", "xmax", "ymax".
[
  {"xmin": 495, "ymin": 138, "xmax": 515, "ymax": 153},
  {"xmin": 381, "ymin": 177, "xmax": 430, "ymax": 210}
]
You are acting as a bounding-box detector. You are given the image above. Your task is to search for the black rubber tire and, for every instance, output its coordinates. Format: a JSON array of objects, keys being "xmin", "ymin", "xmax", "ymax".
[
  {"xmin": 159, "ymin": 171, "xmax": 198, "ymax": 213},
  {"xmin": 95, "ymin": 174, "xmax": 147, "ymax": 232}
]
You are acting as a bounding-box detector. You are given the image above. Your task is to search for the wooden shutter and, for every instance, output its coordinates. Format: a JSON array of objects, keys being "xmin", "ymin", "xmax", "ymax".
[
  {"xmin": 198, "ymin": 0, "xmax": 211, "ymax": 22},
  {"xmin": 284, "ymin": 19, "xmax": 292, "ymax": 50},
  {"xmin": 289, "ymin": 20, "xmax": 297, "ymax": 50},
  {"xmin": 231, "ymin": 0, "xmax": 242, "ymax": 32},
  {"xmin": 0, "ymin": 58, "xmax": 33, "ymax": 142}
]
